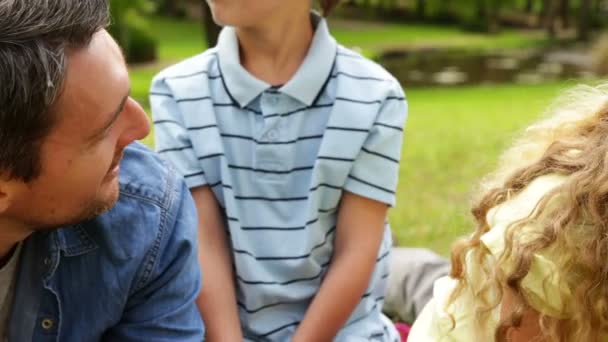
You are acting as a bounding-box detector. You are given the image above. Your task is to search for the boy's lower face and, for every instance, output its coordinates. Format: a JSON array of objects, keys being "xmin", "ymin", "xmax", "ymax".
[{"xmin": 207, "ymin": 0, "xmax": 305, "ymax": 27}]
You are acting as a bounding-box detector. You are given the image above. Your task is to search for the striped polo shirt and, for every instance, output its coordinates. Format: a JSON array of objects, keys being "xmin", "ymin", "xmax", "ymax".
[{"xmin": 151, "ymin": 13, "xmax": 407, "ymax": 342}]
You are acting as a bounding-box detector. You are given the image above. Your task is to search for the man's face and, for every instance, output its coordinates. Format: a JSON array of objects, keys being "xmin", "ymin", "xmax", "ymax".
[{"xmin": 6, "ymin": 30, "xmax": 150, "ymax": 229}]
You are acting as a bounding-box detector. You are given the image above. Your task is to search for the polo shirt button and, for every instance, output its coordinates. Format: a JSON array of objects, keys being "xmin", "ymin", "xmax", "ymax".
[
  {"xmin": 269, "ymin": 97, "xmax": 279, "ymax": 105},
  {"xmin": 266, "ymin": 129, "xmax": 278, "ymax": 141}
]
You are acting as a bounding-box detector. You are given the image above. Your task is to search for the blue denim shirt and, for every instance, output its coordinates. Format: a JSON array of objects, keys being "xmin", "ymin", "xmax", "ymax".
[{"xmin": 7, "ymin": 142, "xmax": 205, "ymax": 341}]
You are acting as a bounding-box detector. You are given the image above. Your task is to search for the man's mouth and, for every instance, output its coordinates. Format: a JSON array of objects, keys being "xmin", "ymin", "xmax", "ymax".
[{"xmin": 105, "ymin": 152, "xmax": 124, "ymax": 179}]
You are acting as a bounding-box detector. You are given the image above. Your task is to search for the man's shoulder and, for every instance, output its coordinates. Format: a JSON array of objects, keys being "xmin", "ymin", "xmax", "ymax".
[
  {"xmin": 118, "ymin": 141, "xmax": 175, "ymax": 204},
  {"xmin": 73, "ymin": 142, "xmax": 193, "ymax": 261},
  {"xmin": 40, "ymin": 144, "xmax": 201, "ymax": 339}
]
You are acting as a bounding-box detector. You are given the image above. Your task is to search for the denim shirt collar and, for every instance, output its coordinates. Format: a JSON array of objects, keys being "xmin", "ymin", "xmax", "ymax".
[
  {"xmin": 217, "ymin": 12, "xmax": 337, "ymax": 107},
  {"xmin": 53, "ymin": 224, "xmax": 98, "ymax": 257}
]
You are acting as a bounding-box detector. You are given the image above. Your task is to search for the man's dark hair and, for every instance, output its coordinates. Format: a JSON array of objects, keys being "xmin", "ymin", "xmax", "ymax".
[{"xmin": 0, "ymin": 0, "xmax": 110, "ymax": 181}]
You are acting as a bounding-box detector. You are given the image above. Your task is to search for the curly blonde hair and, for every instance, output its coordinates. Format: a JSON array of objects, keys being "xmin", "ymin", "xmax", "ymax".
[{"xmin": 448, "ymin": 83, "xmax": 608, "ymax": 341}]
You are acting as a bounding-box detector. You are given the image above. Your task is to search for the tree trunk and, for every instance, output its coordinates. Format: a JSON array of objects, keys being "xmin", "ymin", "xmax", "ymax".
[
  {"xmin": 524, "ymin": 0, "xmax": 533, "ymax": 13},
  {"xmin": 488, "ymin": 0, "xmax": 501, "ymax": 33},
  {"xmin": 559, "ymin": 0, "xmax": 570, "ymax": 28},
  {"xmin": 542, "ymin": 0, "xmax": 558, "ymax": 38},
  {"xmin": 202, "ymin": 2, "xmax": 222, "ymax": 47},
  {"xmin": 578, "ymin": 0, "xmax": 591, "ymax": 41},
  {"xmin": 594, "ymin": 0, "xmax": 602, "ymax": 13},
  {"xmin": 161, "ymin": 0, "xmax": 183, "ymax": 16},
  {"xmin": 475, "ymin": 0, "xmax": 488, "ymax": 28},
  {"xmin": 416, "ymin": 0, "xmax": 426, "ymax": 19}
]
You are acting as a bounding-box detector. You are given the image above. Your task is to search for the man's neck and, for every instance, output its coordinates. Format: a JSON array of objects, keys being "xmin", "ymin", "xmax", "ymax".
[
  {"xmin": 0, "ymin": 218, "xmax": 31, "ymax": 268},
  {"xmin": 0, "ymin": 245, "xmax": 18, "ymax": 269},
  {"xmin": 236, "ymin": 10, "xmax": 314, "ymax": 86}
]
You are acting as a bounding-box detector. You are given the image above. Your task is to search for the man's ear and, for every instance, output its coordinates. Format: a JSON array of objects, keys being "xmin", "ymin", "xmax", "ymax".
[{"xmin": 0, "ymin": 175, "xmax": 22, "ymax": 214}]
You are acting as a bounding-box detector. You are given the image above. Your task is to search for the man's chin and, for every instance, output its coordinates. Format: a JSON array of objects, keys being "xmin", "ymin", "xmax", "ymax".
[
  {"xmin": 25, "ymin": 182, "xmax": 121, "ymax": 231},
  {"xmin": 75, "ymin": 182, "xmax": 120, "ymax": 223}
]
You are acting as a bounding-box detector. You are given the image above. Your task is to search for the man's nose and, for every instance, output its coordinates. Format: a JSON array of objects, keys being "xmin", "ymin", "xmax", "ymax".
[{"xmin": 117, "ymin": 98, "xmax": 151, "ymax": 148}]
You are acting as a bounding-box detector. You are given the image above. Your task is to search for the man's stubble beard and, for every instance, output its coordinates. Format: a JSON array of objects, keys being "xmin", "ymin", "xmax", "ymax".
[
  {"xmin": 73, "ymin": 181, "xmax": 120, "ymax": 224},
  {"xmin": 27, "ymin": 180, "xmax": 121, "ymax": 231}
]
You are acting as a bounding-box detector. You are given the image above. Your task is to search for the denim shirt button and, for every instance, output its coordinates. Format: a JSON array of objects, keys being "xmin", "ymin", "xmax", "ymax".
[{"xmin": 41, "ymin": 318, "xmax": 54, "ymax": 330}]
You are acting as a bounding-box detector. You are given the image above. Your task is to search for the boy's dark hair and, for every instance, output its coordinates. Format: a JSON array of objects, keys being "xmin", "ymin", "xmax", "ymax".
[
  {"xmin": 0, "ymin": 0, "xmax": 110, "ymax": 182},
  {"xmin": 320, "ymin": 0, "xmax": 341, "ymax": 16}
]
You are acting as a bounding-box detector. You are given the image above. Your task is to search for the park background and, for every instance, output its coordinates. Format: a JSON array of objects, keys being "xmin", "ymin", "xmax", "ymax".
[{"xmin": 111, "ymin": 0, "xmax": 608, "ymax": 255}]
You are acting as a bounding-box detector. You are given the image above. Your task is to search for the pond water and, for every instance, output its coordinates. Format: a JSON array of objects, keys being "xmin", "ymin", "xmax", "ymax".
[{"xmin": 379, "ymin": 49, "xmax": 595, "ymax": 87}]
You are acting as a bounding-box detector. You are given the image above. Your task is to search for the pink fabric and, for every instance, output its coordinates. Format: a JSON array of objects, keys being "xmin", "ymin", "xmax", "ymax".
[{"xmin": 395, "ymin": 322, "xmax": 411, "ymax": 341}]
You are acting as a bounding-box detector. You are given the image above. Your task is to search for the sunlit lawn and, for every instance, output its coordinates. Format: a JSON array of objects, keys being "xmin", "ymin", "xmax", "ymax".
[
  {"xmin": 392, "ymin": 81, "xmax": 580, "ymax": 254},
  {"xmin": 131, "ymin": 16, "xmax": 585, "ymax": 255}
]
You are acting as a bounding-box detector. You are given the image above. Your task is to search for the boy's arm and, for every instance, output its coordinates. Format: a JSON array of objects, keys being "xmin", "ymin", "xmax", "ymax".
[
  {"xmin": 292, "ymin": 191, "xmax": 388, "ymax": 342},
  {"xmin": 294, "ymin": 80, "xmax": 407, "ymax": 341},
  {"xmin": 191, "ymin": 186, "xmax": 243, "ymax": 342}
]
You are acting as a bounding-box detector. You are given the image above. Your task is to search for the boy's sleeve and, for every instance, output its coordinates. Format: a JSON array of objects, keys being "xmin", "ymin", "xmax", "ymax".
[
  {"xmin": 150, "ymin": 76, "xmax": 207, "ymax": 189},
  {"xmin": 343, "ymin": 81, "xmax": 408, "ymax": 206}
]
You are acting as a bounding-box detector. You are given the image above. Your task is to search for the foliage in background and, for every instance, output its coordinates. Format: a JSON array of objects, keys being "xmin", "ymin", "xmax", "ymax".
[
  {"xmin": 340, "ymin": 0, "xmax": 604, "ymax": 39},
  {"xmin": 109, "ymin": 0, "xmax": 158, "ymax": 63}
]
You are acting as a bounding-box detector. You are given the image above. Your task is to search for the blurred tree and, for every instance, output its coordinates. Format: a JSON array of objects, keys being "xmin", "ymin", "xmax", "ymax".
[
  {"xmin": 157, "ymin": 0, "xmax": 183, "ymax": 16},
  {"xmin": 594, "ymin": 0, "xmax": 603, "ymax": 12},
  {"xmin": 523, "ymin": 0, "xmax": 533, "ymax": 13},
  {"xmin": 416, "ymin": 0, "xmax": 427, "ymax": 18},
  {"xmin": 542, "ymin": 0, "xmax": 559, "ymax": 38},
  {"xmin": 488, "ymin": 0, "xmax": 502, "ymax": 32},
  {"xmin": 578, "ymin": 0, "xmax": 591, "ymax": 41},
  {"xmin": 559, "ymin": 0, "xmax": 570, "ymax": 28},
  {"xmin": 202, "ymin": 1, "xmax": 222, "ymax": 47},
  {"xmin": 109, "ymin": 0, "xmax": 158, "ymax": 63},
  {"xmin": 438, "ymin": 0, "xmax": 452, "ymax": 17},
  {"xmin": 470, "ymin": 0, "xmax": 501, "ymax": 33}
]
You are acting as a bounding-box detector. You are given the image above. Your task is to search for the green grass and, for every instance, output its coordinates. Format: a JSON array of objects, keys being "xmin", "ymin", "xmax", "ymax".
[
  {"xmin": 147, "ymin": 16, "xmax": 207, "ymax": 61},
  {"xmin": 393, "ymin": 81, "xmax": 579, "ymax": 254},
  {"xmin": 130, "ymin": 16, "xmax": 583, "ymax": 255}
]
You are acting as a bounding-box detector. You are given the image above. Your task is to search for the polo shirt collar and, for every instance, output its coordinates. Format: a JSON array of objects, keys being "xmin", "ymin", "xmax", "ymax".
[{"xmin": 217, "ymin": 12, "xmax": 337, "ymax": 108}]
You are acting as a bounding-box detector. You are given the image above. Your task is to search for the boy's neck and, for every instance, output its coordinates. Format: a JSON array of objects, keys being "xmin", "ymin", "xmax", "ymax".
[{"xmin": 236, "ymin": 11, "xmax": 314, "ymax": 86}]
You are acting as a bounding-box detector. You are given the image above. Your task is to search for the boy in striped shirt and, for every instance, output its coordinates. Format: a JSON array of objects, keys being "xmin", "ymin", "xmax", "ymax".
[{"xmin": 151, "ymin": 1, "xmax": 407, "ymax": 340}]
